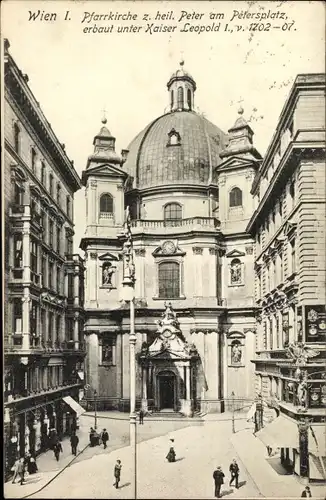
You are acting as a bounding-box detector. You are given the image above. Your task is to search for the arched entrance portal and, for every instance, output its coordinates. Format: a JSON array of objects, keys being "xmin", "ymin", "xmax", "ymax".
[{"xmin": 158, "ymin": 371, "xmax": 176, "ymax": 411}]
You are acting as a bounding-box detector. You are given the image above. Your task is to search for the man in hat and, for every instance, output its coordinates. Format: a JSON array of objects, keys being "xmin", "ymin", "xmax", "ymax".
[
  {"xmin": 213, "ymin": 466, "xmax": 225, "ymax": 498},
  {"xmin": 229, "ymin": 459, "xmax": 240, "ymax": 488},
  {"xmin": 70, "ymin": 432, "xmax": 79, "ymax": 456},
  {"xmin": 113, "ymin": 459, "xmax": 122, "ymax": 489},
  {"xmin": 101, "ymin": 428, "xmax": 109, "ymax": 449},
  {"xmin": 301, "ymin": 486, "xmax": 312, "ymax": 498}
]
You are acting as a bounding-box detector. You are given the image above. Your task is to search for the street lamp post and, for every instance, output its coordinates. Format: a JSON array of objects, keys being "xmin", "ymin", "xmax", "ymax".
[
  {"xmin": 120, "ymin": 207, "xmax": 137, "ymax": 500},
  {"xmin": 94, "ymin": 390, "xmax": 98, "ymax": 430},
  {"xmin": 231, "ymin": 391, "xmax": 235, "ymax": 434}
]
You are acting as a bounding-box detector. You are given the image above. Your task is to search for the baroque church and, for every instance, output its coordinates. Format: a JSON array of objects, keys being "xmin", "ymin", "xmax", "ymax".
[{"xmin": 80, "ymin": 62, "xmax": 262, "ymax": 415}]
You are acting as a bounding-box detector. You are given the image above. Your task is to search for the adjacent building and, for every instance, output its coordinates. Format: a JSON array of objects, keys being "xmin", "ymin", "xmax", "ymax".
[
  {"xmin": 3, "ymin": 39, "xmax": 86, "ymax": 476},
  {"xmin": 248, "ymin": 74, "xmax": 326, "ymax": 481},
  {"xmin": 80, "ymin": 62, "xmax": 261, "ymax": 416}
]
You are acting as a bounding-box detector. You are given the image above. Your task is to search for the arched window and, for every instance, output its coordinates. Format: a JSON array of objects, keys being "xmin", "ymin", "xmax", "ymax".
[
  {"xmin": 14, "ymin": 123, "xmax": 20, "ymax": 154},
  {"xmin": 31, "ymin": 148, "xmax": 37, "ymax": 173},
  {"xmin": 177, "ymin": 86, "xmax": 184, "ymax": 109},
  {"xmin": 187, "ymin": 89, "xmax": 192, "ymax": 110},
  {"xmin": 170, "ymin": 90, "xmax": 174, "ymax": 109},
  {"xmin": 100, "ymin": 193, "xmax": 114, "ymax": 214},
  {"xmin": 229, "ymin": 187, "xmax": 243, "ymax": 207},
  {"xmin": 230, "ymin": 258, "xmax": 242, "ymax": 285},
  {"xmin": 164, "ymin": 203, "xmax": 182, "ymax": 221},
  {"xmin": 158, "ymin": 261, "xmax": 180, "ymax": 298}
]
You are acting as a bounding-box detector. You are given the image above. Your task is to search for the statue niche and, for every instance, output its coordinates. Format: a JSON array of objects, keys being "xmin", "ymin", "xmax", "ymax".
[
  {"xmin": 231, "ymin": 340, "xmax": 242, "ymax": 364},
  {"xmin": 102, "ymin": 262, "xmax": 116, "ymax": 287}
]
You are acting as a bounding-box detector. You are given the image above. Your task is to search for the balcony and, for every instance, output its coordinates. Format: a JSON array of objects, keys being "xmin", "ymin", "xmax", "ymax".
[
  {"xmin": 10, "ymin": 203, "xmax": 25, "ymax": 216},
  {"xmin": 130, "ymin": 217, "xmax": 220, "ymax": 234},
  {"xmin": 4, "ymin": 336, "xmax": 85, "ymax": 355}
]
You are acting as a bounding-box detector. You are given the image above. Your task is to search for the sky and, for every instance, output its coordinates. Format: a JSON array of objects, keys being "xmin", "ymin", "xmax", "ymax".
[{"xmin": 2, "ymin": 0, "xmax": 325, "ymax": 252}]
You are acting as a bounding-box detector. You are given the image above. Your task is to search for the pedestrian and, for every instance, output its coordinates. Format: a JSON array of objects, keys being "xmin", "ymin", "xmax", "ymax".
[
  {"xmin": 113, "ymin": 459, "xmax": 122, "ymax": 489},
  {"xmin": 89, "ymin": 427, "xmax": 95, "ymax": 447},
  {"xmin": 301, "ymin": 486, "xmax": 312, "ymax": 498},
  {"xmin": 229, "ymin": 459, "xmax": 239, "ymax": 489},
  {"xmin": 27, "ymin": 454, "xmax": 38, "ymax": 474},
  {"xmin": 53, "ymin": 441, "xmax": 63, "ymax": 461},
  {"xmin": 70, "ymin": 432, "xmax": 79, "ymax": 456},
  {"xmin": 213, "ymin": 465, "xmax": 225, "ymax": 498},
  {"xmin": 139, "ymin": 409, "xmax": 144, "ymax": 425},
  {"xmin": 166, "ymin": 439, "xmax": 176, "ymax": 463},
  {"xmin": 101, "ymin": 428, "xmax": 109, "ymax": 449},
  {"xmin": 12, "ymin": 458, "xmax": 25, "ymax": 485}
]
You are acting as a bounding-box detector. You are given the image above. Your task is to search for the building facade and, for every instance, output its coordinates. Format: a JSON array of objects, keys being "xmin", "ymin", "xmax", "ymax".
[
  {"xmin": 81, "ymin": 62, "xmax": 260, "ymax": 415},
  {"xmin": 248, "ymin": 74, "xmax": 326, "ymax": 481},
  {"xmin": 3, "ymin": 39, "xmax": 85, "ymax": 476}
]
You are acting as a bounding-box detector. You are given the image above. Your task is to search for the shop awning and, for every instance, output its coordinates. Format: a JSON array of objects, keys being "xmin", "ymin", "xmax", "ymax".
[
  {"xmin": 309, "ymin": 425, "xmax": 326, "ymax": 457},
  {"xmin": 63, "ymin": 396, "xmax": 86, "ymax": 418},
  {"xmin": 256, "ymin": 415, "xmax": 299, "ymax": 449}
]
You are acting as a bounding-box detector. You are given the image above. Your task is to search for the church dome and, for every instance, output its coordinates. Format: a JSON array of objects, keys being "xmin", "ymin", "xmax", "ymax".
[{"xmin": 123, "ymin": 62, "xmax": 227, "ymax": 190}]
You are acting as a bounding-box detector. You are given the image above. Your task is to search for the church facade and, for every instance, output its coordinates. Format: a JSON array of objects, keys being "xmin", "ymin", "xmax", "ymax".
[{"xmin": 80, "ymin": 63, "xmax": 260, "ymax": 415}]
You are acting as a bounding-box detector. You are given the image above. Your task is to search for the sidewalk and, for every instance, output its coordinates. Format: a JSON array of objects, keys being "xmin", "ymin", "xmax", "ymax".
[
  {"xmin": 5, "ymin": 416, "xmax": 91, "ymax": 499},
  {"xmin": 231, "ymin": 428, "xmax": 326, "ymax": 499}
]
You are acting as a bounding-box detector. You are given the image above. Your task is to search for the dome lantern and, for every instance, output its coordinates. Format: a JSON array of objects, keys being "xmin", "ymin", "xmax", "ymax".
[{"xmin": 167, "ymin": 60, "xmax": 196, "ymax": 112}]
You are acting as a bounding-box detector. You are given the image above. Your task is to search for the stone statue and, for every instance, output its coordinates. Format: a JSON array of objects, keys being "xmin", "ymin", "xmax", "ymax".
[
  {"xmin": 102, "ymin": 344, "xmax": 113, "ymax": 363},
  {"xmin": 230, "ymin": 260, "xmax": 241, "ymax": 284},
  {"xmin": 231, "ymin": 343, "xmax": 242, "ymax": 364},
  {"xmin": 286, "ymin": 342, "xmax": 320, "ymax": 366},
  {"xmin": 102, "ymin": 262, "xmax": 115, "ymax": 286},
  {"xmin": 297, "ymin": 380, "xmax": 307, "ymax": 408}
]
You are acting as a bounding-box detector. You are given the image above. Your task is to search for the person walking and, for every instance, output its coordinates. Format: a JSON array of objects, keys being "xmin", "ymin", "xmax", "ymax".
[
  {"xmin": 27, "ymin": 454, "xmax": 38, "ymax": 474},
  {"xmin": 139, "ymin": 409, "xmax": 144, "ymax": 425},
  {"xmin": 213, "ymin": 466, "xmax": 225, "ymax": 498},
  {"xmin": 101, "ymin": 428, "xmax": 109, "ymax": 449},
  {"xmin": 12, "ymin": 458, "xmax": 25, "ymax": 485},
  {"xmin": 229, "ymin": 459, "xmax": 240, "ymax": 489},
  {"xmin": 301, "ymin": 486, "xmax": 312, "ymax": 498},
  {"xmin": 70, "ymin": 432, "xmax": 79, "ymax": 456},
  {"xmin": 113, "ymin": 459, "xmax": 122, "ymax": 489},
  {"xmin": 53, "ymin": 441, "xmax": 63, "ymax": 462}
]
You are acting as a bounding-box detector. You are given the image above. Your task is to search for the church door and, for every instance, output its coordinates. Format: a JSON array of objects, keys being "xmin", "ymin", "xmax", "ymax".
[{"xmin": 158, "ymin": 372, "xmax": 175, "ymax": 410}]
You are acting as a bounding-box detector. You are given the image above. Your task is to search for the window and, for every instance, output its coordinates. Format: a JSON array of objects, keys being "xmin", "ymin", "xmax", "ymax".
[
  {"xmin": 56, "ymin": 226, "xmax": 61, "ymax": 254},
  {"xmin": 288, "ymin": 119, "xmax": 294, "ymax": 138},
  {"xmin": 289, "ymin": 180, "xmax": 295, "ymax": 200},
  {"xmin": 177, "ymin": 86, "xmax": 184, "ymax": 109},
  {"xmin": 164, "ymin": 203, "xmax": 182, "ymax": 221},
  {"xmin": 30, "ymin": 238, "xmax": 38, "ymax": 275},
  {"xmin": 66, "ymin": 195, "xmax": 71, "ymax": 217},
  {"xmin": 290, "ymin": 239, "xmax": 296, "ymax": 274},
  {"xmin": 56, "ymin": 266, "xmax": 61, "ymax": 293},
  {"xmin": 100, "ymin": 193, "xmax": 113, "ymax": 214},
  {"xmin": 41, "ymin": 162, "xmax": 46, "ymax": 185},
  {"xmin": 49, "ymin": 220, "xmax": 54, "ymax": 247},
  {"xmin": 230, "ymin": 258, "xmax": 242, "ymax": 285},
  {"xmin": 56, "ymin": 183, "xmax": 61, "ymax": 205},
  {"xmin": 170, "ymin": 90, "xmax": 174, "ymax": 108},
  {"xmin": 14, "ymin": 123, "xmax": 20, "ymax": 154},
  {"xmin": 276, "ymin": 316, "xmax": 280, "ymax": 349},
  {"xmin": 14, "ymin": 184, "xmax": 23, "ymax": 205},
  {"xmin": 48, "ymin": 312, "xmax": 53, "ymax": 342},
  {"xmin": 42, "ymin": 255, "xmax": 46, "ymax": 287},
  {"xmin": 13, "ymin": 299, "xmax": 22, "ymax": 333},
  {"xmin": 269, "ymin": 318, "xmax": 273, "ymax": 350},
  {"xmin": 49, "ymin": 173, "xmax": 54, "ymax": 196},
  {"xmin": 68, "ymin": 274, "xmax": 74, "ymax": 300},
  {"xmin": 31, "ymin": 148, "xmax": 37, "ymax": 173},
  {"xmin": 49, "ymin": 262, "xmax": 54, "ymax": 289},
  {"xmin": 41, "ymin": 212, "xmax": 46, "ymax": 236},
  {"xmin": 158, "ymin": 261, "xmax": 180, "ymax": 298},
  {"xmin": 56, "ymin": 314, "xmax": 61, "ymax": 342},
  {"xmin": 14, "ymin": 234, "xmax": 23, "ymax": 268},
  {"xmin": 30, "ymin": 300, "xmax": 38, "ymax": 337},
  {"xmin": 187, "ymin": 89, "xmax": 192, "ymax": 110},
  {"xmin": 279, "ymin": 251, "xmax": 283, "ymax": 283},
  {"xmin": 229, "ymin": 187, "xmax": 243, "ymax": 207}
]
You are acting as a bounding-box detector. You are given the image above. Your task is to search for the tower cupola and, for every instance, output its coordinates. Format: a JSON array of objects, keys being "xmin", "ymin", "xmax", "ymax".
[
  {"xmin": 86, "ymin": 117, "xmax": 122, "ymax": 168},
  {"xmin": 167, "ymin": 60, "xmax": 196, "ymax": 112}
]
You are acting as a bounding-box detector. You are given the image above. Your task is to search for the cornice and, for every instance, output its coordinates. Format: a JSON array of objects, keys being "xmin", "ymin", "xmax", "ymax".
[{"xmin": 5, "ymin": 67, "xmax": 81, "ymax": 192}]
